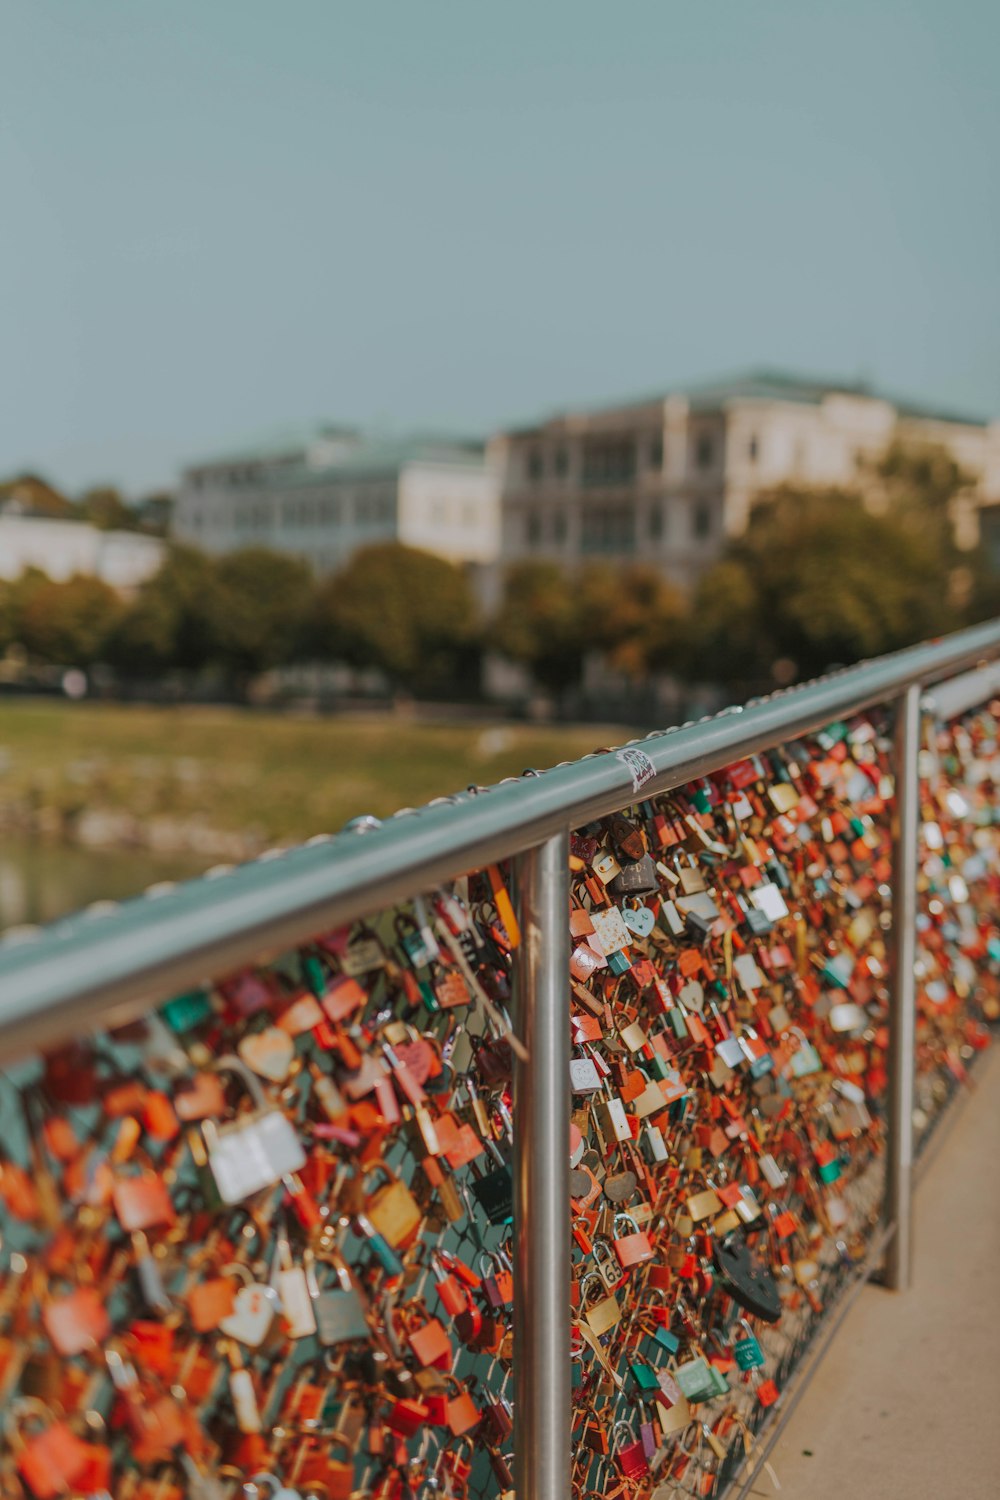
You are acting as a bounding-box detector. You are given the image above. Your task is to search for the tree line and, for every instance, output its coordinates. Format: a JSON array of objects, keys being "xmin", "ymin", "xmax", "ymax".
[{"xmin": 2, "ymin": 443, "xmax": 998, "ymax": 699}]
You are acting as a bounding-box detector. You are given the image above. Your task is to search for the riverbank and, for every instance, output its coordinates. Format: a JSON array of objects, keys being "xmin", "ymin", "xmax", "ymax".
[{"xmin": 0, "ymin": 700, "xmax": 622, "ymax": 858}]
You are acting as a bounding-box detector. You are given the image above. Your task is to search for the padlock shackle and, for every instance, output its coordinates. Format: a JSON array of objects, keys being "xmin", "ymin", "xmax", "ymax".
[{"xmin": 212, "ymin": 1053, "xmax": 269, "ymax": 1110}]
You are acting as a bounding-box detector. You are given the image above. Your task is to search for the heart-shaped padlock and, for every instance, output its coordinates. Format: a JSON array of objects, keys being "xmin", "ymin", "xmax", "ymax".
[
  {"xmin": 238, "ymin": 1027, "xmax": 295, "ymax": 1083},
  {"xmin": 622, "ymin": 905, "xmax": 655, "ymax": 938},
  {"xmin": 712, "ymin": 1235, "xmax": 782, "ymax": 1322},
  {"xmin": 217, "ymin": 1268, "xmax": 279, "ymax": 1347}
]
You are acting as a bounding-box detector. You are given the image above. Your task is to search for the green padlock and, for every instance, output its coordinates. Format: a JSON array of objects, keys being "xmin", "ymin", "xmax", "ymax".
[
  {"xmin": 675, "ymin": 1355, "xmax": 727, "ymax": 1403},
  {"xmin": 734, "ymin": 1321, "xmax": 764, "ymax": 1371},
  {"xmin": 160, "ymin": 987, "xmax": 211, "ymax": 1033},
  {"xmin": 628, "ymin": 1361, "xmax": 661, "ymax": 1397}
]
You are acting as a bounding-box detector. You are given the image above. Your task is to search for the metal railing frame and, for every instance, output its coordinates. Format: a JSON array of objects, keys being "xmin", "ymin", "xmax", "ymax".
[{"xmin": 2, "ymin": 618, "xmax": 1000, "ymax": 1499}]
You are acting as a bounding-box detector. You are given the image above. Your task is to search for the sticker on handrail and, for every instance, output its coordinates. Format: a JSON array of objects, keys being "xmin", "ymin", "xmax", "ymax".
[{"xmin": 616, "ymin": 746, "xmax": 657, "ymax": 793}]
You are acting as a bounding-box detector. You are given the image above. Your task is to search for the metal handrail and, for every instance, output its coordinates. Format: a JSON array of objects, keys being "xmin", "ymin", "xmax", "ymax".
[
  {"xmin": 1, "ymin": 617, "xmax": 999, "ymax": 1500},
  {"xmin": 1, "ymin": 618, "xmax": 999, "ymax": 1058}
]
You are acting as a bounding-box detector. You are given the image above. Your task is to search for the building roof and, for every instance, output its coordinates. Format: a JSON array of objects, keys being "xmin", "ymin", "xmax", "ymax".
[
  {"xmin": 508, "ymin": 368, "xmax": 993, "ymax": 434},
  {"xmin": 289, "ymin": 434, "xmax": 488, "ymax": 487},
  {"xmin": 185, "ymin": 429, "xmax": 487, "ymax": 485},
  {"xmin": 188, "ymin": 424, "xmax": 361, "ymax": 470}
]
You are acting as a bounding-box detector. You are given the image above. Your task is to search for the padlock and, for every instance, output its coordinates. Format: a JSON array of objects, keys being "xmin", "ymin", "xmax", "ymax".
[
  {"xmin": 6, "ymin": 1398, "xmax": 94, "ymax": 1500},
  {"xmin": 580, "ymin": 1270, "xmax": 620, "ymax": 1335},
  {"xmin": 570, "ymin": 1053, "xmax": 603, "ymax": 1094},
  {"xmin": 112, "ymin": 1153, "xmax": 176, "ymax": 1233},
  {"xmin": 733, "ymin": 1318, "xmax": 765, "ymax": 1370},
  {"xmin": 479, "ymin": 1249, "xmax": 514, "ymax": 1307},
  {"xmin": 313, "ymin": 1253, "xmax": 370, "ymax": 1345},
  {"xmin": 612, "ymin": 1212, "xmax": 655, "ymax": 1268},
  {"xmin": 609, "ymin": 852, "xmax": 659, "ymax": 895},
  {"xmin": 224, "ymin": 1342, "xmax": 262, "ymax": 1433},
  {"xmin": 675, "ymin": 1354, "xmax": 728, "ymax": 1403},
  {"xmin": 713, "ymin": 1234, "xmax": 782, "ymax": 1322},
  {"xmin": 468, "ymin": 1158, "xmax": 514, "ymax": 1224},
  {"xmin": 442, "ymin": 1373, "xmax": 480, "ymax": 1435},
  {"xmin": 41, "ymin": 1284, "xmax": 110, "ymax": 1357},
  {"xmin": 385, "ymin": 1394, "xmax": 430, "ymax": 1438},
  {"xmin": 215, "ymin": 1262, "xmax": 279, "ymax": 1347},
  {"xmin": 363, "ymin": 1163, "xmax": 422, "ymax": 1247},
  {"xmin": 201, "ymin": 1055, "xmax": 306, "ymax": 1204},
  {"xmin": 187, "ymin": 1272, "xmax": 238, "ymax": 1334},
  {"xmin": 274, "ymin": 1233, "xmax": 318, "ymax": 1339},
  {"xmin": 291, "ymin": 1434, "xmax": 355, "ymax": 1499},
  {"xmin": 591, "ymin": 1237, "xmax": 624, "ymax": 1290},
  {"xmin": 612, "ymin": 1419, "xmax": 649, "ymax": 1480},
  {"xmin": 404, "ymin": 1307, "xmax": 453, "ymax": 1369},
  {"xmin": 238, "ymin": 1024, "xmax": 296, "ymax": 1083},
  {"xmin": 431, "ymin": 1251, "xmax": 469, "ymax": 1318},
  {"xmin": 593, "ymin": 1093, "xmax": 632, "ymax": 1145}
]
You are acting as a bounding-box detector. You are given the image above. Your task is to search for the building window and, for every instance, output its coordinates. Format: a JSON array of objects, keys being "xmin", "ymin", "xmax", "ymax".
[
  {"xmin": 526, "ymin": 510, "xmax": 542, "ymax": 545},
  {"xmin": 527, "ymin": 450, "xmax": 544, "ymax": 481},
  {"xmin": 693, "ymin": 500, "xmax": 712, "ymax": 539},
  {"xmin": 695, "ymin": 434, "xmax": 714, "ymax": 470},
  {"xmin": 582, "ymin": 438, "xmax": 637, "ymax": 486},
  {"xmin": 649, "ymin": 436, "xmax": 663, "ymax": 469},
  {"xmin": 649, "ymin": 503, "xmax": 664, "ymax": 541},
  {"xmin": 748, "ymin": 434, "xmax": 758, "ymax": 462},
  {"xmin": 553, "ymin": 509, "xmax": 568, "ymax": 544},
  {"xmin": 581, "ymin": 504, "xmax": 636, "ymax": 553},
  {"xmin": 554, "ymin": 447, "xmax": 568, "ymax": 478}
]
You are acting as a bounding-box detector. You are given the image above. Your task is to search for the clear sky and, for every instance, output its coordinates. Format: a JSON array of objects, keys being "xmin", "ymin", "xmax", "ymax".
[{"xmin": 1, "ymin": 0, "xmax": 997, "ymax": 496}]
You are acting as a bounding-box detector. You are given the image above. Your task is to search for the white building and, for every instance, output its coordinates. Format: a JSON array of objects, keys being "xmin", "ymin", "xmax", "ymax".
[
  {"xmin": 0, "ymin": 512, "xmax": 165, "ymax": 592},
  {"xmin": 173, "ymin": 428, "xmax": 501, "ymax": 573},
  {"xmin": 492, "ymin": 371, "xmax": 1000, "ymax": 589}
]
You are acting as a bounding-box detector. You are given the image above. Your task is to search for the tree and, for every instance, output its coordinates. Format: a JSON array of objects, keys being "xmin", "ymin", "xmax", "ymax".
[
  {"xmin": 78, "ymin": 486, "xmax": 141, "ymax": 532},
  {"xmin": 491, "ymin": 560, "xmax": 584, "ymax": 694},
  {"xmin": 574, "ymin": 563, "xmax": 686, "ymax": 679},
  {"xmin": 16, "ymin": 573, "xmax": 123, "ymax": 666},
  {"xmin": 108, "ymin": 544, "xmax": 222, "ymax": 676},
  {"xmin": 871, "ymin": 440, "xmax": 971, "ymax": 547},
  {"xmin": 312, "ymin": 542, "xmax": 478, "ymax": 693},
  {"xmin": 687, "ymin": 486, "xmax": 958, "ymax": 689},
  {"xmin": 212, "ymin": 547, "xmax": 315, "ymax": 678}
]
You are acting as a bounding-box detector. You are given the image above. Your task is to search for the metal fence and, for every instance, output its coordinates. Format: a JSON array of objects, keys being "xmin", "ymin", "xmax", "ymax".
[{"xmin": 2, "ymin": 618, "xmax": 1000, "ymax": 1498}]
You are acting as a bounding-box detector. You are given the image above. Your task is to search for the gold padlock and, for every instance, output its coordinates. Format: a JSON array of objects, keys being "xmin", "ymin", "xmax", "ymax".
[
  {"xmin": 686, "ymin": 1188, "xmax": 722, "ymax": 1222},
  {"xmin": 713, "ymin": 1208, "xmax": 741, "ymax": 1237},
  {"xmin": 363, "ymin": 1165, "xmax": 422, "ymax": 1247},
  {"xmin": 581, "ymin": 1272, "xmax": 620, "ymax": 1335},
  {"xmin": 619, "ymin": 1022, "xmax": 649, "ymax": 1053}
]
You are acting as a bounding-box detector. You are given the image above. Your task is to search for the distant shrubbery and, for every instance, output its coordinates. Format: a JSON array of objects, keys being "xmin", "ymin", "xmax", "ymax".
[{"xmin": 2, "ymin": 444, "xmax": 996, "ymax": 699}]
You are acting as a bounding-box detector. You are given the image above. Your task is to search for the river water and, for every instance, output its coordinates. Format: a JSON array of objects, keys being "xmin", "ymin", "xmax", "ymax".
[{"xmin": 0, "ymin": 837, "xmax": 206, "ymax": 932}]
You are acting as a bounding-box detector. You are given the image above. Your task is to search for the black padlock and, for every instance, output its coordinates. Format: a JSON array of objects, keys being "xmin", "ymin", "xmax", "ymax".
[
  {"xmin": 743, "ymin": 907, "xmax": 774, "ymax": 937},
  {"xmin": 712, "ymin": 1235, "xmax": 782, "ymax": 1322},
  {"xmin": 609, "ymin": 853, "xmax": 659, "ymax": 897}
]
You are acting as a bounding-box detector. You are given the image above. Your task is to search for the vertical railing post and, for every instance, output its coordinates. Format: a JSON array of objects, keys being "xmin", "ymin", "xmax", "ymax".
[
  {"xmin": 885, "ymin": 683, "xmax": 921, "ymax": 1290},
  {"xmin": 513, "ymin": 829, "xmax": 571, "ymax": 1500}
]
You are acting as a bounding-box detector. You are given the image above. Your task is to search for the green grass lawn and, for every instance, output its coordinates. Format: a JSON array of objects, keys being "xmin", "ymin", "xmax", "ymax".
[{"xmin": 0, "ymin": 699, "xmax": 627, "ymax": 846}]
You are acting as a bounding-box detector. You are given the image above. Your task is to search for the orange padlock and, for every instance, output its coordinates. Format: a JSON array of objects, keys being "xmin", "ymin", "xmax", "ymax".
[
  {"xmin": 187, "ymin": 1276, "xmax": 237, "ymax": 1332},
  {"xmin": 42, "ymin": 1286, "xmax": 110, "ymax": 1357},
  {"xmin": 9, "ymin": 1401, "xmax": 92, "ymax": 1500},
  {"xmin": 112, "ymin": 1159, "xmax": 176, "ymax": 1232}
]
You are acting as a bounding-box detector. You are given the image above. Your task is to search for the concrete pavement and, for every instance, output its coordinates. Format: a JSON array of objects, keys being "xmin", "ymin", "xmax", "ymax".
[{"xmin": 749, "ymin": 1044, "xmax": 1000, "ymax": 1499}]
